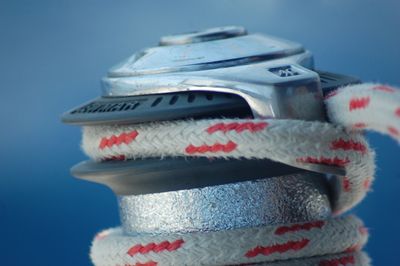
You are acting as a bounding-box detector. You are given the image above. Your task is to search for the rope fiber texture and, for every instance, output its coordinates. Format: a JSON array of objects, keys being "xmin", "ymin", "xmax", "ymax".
[
  {"xmin": 83, "ymin": 83, "xmax": 400, "ymax": 265},
  {"xmin": 91, "ymin": 216, "xmax": 369, "ymax": 266}
]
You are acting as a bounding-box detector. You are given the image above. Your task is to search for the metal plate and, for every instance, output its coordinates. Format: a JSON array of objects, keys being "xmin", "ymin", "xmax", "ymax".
[
  {"xmin": 318, "ymin": 70, "xmax": 361, "ymax": 96},
  {"xmin": 62, "ymin": 71, "xmax": 359, "ymax": 126},
  {"xmin": 71, "ymin": 157, "xmax": 307, "ymax": 195},
  {"xmin": 61, "ymin": 91, "xmax": 250, "ymax": 126}
]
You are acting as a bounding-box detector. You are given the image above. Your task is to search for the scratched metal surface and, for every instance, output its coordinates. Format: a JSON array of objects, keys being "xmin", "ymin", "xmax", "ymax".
[{"xmin": 119, "ymin": 173, "xmax": 331, "ymax": 235}]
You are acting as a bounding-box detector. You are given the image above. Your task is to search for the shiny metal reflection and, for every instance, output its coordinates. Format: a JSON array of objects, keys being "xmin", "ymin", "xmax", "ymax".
[{"xmin": 119, "ymin": 172, "xmax": 332, "ymax": 235}]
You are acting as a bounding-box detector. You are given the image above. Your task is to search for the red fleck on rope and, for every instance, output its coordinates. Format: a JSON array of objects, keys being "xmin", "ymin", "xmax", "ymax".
[
  {"xmin": 274, "ymin": 221, "xmax": 325, "ymax": 235},
  {"xmin": 324, "ymin": 90, "xmax": 339, "ymax": 100},
  {"xmin": 127, "ymin": 239, "xmax": 184, "ymax": 257},
  {"xmin": 349, "ymin": 97, "xmax": 370, "ymax": 111},
  {"xmin": 345, "ymin": 243, "xmax": 362, "ymax": 253},
  {"xmin": 296, "ymin": 156, "xmax": 350, "ymax": 167},
  {"xmin": 330, "ymin": 139, "xmax": 367, "ymax": 154},
  {"xmin": 342, "ymin": 177, "xmax": 351, "ymax": 192},
  {"xmin": 352, "ymin": 123, "xmax": 367, "ymax": 129},
  {"xmin": 359, "ymin": 226, "xmax": 368, "ymax": 236},
  {"xmin": 207, "ymin": 122, "xmax": 268, "ymax": 134},
  {"xmin": 387, "ymin": 126, "xmax": 400, "ymax": 137},
  {"xmin": 319, "ymin": 255, "xmax": 355, "ymax": 266},
  {"xmin": 395, "ymin": 107, "xmax": 400, "ymax": 117},
  {"xmin": 373, "ymin": 85, "xmax": 396, "ymax": 93},
  {"xmin": 124, "ymin": 262, "xmax": 158, "ymax": 266},
  {"xmin": 99, "ymin": 130, "xmax": 139, "ymax": 150},
  {"xmin": 363, "ymin": 178, "xmax": 371, "ymax": 190},
  {"xmin": 185, "ymin": 141, "xmax": 237, "ymax": 154},
  {"xmin": 95, "ymin": 230, "xmax": 110, "ymax": 240},
  {"xmin": 245, "ymin": 239, "xmax": 310, "ymax": 258},
  {"xmin": 103, "ymin": 155, "xmax": 126, "ymax": 161}
]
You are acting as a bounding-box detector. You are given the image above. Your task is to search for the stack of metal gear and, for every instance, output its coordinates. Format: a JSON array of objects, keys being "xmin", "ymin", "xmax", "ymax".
[{"xmin": 62, "ymin": 26, "xmax": 361, "ymax": 264}]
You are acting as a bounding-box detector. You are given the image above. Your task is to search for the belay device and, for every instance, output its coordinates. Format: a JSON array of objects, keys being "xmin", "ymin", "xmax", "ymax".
[{"xmin": 62, "ymin": 26, "xmax": 371, "ymax": 265}]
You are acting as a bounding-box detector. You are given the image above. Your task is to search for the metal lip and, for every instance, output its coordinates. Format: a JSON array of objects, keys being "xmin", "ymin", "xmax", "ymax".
[
  {"xmin": 159, "ymin": 26, "xmax": 247, "ymax": 46},
  {"xmin": 61, "ymin": 91, "xmax": 250, "ymax": 126},
  {"xmin": 71, "ymin": 157, "xmax": 307, "ymax": 196}
]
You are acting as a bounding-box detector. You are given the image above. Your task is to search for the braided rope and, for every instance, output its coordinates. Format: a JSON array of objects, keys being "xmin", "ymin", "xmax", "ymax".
[
  {"xmin": 82, "ymin": 83, "xmax": 400, "ymax": 213},
  {"xmin": 91, "ymin": 216, "xmax": 368, "ymax": 266},
  {"xmin": 325, "ymin": 84, "xmax": 400, "ymax": 139},
  {"xmin": 83, "ymin": 118, "xmax": 374, "ymax": 214},
  {"xmin": 84, "ymin": 83, "xmax": 399, "ymax": 265}
]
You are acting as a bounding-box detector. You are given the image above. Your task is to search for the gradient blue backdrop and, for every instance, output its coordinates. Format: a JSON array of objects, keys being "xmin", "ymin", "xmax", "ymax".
[{"xmin": 0, "ymin": 1, "xmax": 399, "ymax": 265}]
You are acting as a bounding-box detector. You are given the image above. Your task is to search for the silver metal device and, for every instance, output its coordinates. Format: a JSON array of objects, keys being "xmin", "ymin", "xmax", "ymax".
[
  {"xmin": 64, "ymin": 26, "xmax": 360, "ymax": 236},
  {"xmin": 103, "ymin": 26, "xmax": 321, "ymax": 121},
  {"xmin": 72, "ymin": 158, "xmax": 333, "ymax": 235}
]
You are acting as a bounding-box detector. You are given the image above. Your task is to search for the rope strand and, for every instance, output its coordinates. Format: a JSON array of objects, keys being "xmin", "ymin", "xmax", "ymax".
[{"xmin": 85, "ymin": 83, "xmax": 399, "ymax": 265}]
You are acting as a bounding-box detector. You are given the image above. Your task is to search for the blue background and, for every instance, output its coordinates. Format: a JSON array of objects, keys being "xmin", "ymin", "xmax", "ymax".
[{"xmin": 0, "ymin": 1, "xmax": 399, "ymax": 265}]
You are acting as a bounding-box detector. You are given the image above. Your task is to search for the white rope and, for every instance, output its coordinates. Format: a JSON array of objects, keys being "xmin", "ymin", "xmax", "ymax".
[
  {"xmin": 83, "ymin": 118, "xmax": 374, "ymax": 214},
  {"xmin": 91, "ymin": 216, "xmax": 368, "ymax": 266},
  {"xmin": 83, "ymin": 83, "xmax": 399, "ymax": 265},
  {"xmin": 325, "ymin": 84, "xmax": 400, "ymax": 140}
]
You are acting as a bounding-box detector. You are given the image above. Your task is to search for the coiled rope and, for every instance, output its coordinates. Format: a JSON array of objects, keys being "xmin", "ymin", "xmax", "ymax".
[{"xmin": 83, "ymin": 83, "xmax": 400, "ymax": 265}]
